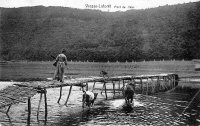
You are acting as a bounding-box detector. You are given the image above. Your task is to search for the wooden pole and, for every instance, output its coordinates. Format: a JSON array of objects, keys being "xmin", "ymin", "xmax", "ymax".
[
  {"xmin": 157, "ymin": 76, "xmax": 160, "ymax": 91},
  {"xmin": 57, "ymin": 86, "xmax": 62, "ymax": 104},
  {"xmin": 146, "ymin": 78, "xmax": 149, "ymax": 95},
  {"xmin": 168, "ymin": 75, "xmax": 172, "ymax": 88},
  {"xmin": 171, "ymin": 75, "xmax": 174, "ymax": 88},
  {"xmin": 28, "ymin": 97, "xmax": 31, "ymax": 115},
  {"xmin": 153, "ymin": 77, "xmax": 157, "ymax": 93},
  {"xmin": 122, "ymin": 79, "xmax": 125, "ymax": 90},
  {"xmin": 6, "ymin": 105, "xmax": 12, "ymax": 114},
  {"xmin": 37, "ymin": 93, "xmax": 43, "ymax": 118},
  {"xmin": 164, "ymin": 76, "xmax": 168, "ymax": 90},
  {"xmin": 44, "ymin": 88, "xmax": 47, "ymax": 120},
  {"xmin": 101, "ymin": 83, "xmax": 105, "ymax": 94},
  {"xmin": 118, "ymin": 80, "xmax": 121, "ymax": 94},
  {"xmin": 151, "ymin": 77, "xmax": 155, "ymax": 94},
  {"xmin": 104, "ymin": 82, "xmax": 107, "ymax": 100},
  {"xmin": 27, "ymin": 97, "xmax": 31, "ymax": 125},
  {"xmin": 161, "ymin": 76, "xmax": 165, "ymax": 90},
  {"xmin": 65, "ymin": 86, "xmax": 73, "ymax": 106},
  {"xmin": 140, "ymin": 78, "xmax": 143, "ymax": 94},
  {"xmin": 86, "ymin": 82, "xmax": 88, "ymax": 91},
  {"xmin": 92, "ymin": 82, "xmax": 96, "ymax": 92},
  {"xmin": 173, "ymin": 75, "xmax": 176, "ymax": 87},
  {"xmin": 133, "ymin": 78, "xmax": 136, "ymax": 92},
  {"xmin": 112, "ymin": 81, "xmax": 115, "ymax": 98}
]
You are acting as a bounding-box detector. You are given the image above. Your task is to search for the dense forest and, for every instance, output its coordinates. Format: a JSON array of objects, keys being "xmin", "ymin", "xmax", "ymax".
[{"xmin": 0, "ymin": 2, "xmax": 200, "ymax": 62}]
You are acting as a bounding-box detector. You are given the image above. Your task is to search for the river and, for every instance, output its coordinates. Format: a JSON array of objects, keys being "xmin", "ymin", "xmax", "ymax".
[{"xmin": 0, "ymin": 61, "xmax": 200, "ymax": 125}]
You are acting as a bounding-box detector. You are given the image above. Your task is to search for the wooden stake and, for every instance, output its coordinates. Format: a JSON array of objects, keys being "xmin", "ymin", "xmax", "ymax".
[
  {"xmin": 37, "ymin": 93, "xmax": 43, "ymax": 118},
  {"xmin": 65, "ymin": 86, "xmax": 72, "ymax": 106},
  {"xmin": 151, "ymin": 77, "xmax": 155, "ymax": 94},
  {"xmin": 28, "ymin": 97, "xmax": 31, "ymax": 115},
  {"xmin": 57, "ymin": 86, "xmax": 62, "ymax": 103},
  {"xmin": 27, "ymin": 97, "xmax": 31, "ymax": 125},
  {"xmin": 112, "ymin": 81, "xmax": 115, "ymax": 98},
  {"xmin": 92, "ymin": 82, "xmax": 96, "ymax": 92},
  {"xmin": 164, "ymin": 76, "xmax": 168, "ymax": 90},
  {"xmin": 157, "ymin": 76, "xmax": 160, "ymax": 91},
  {"xmin": 153, "ymin": 77, "xmax": 157, "ymax": 92},
  {"xmin": 86, "ymin": 82, "xmax": 88, "ymax": 91},
  {"xmin": 146, "ymin": 78, "xmax": 149, "ymax": 95},
  {"xmin": 133, "ymin": 78, "xmax": 136, "ymax": 91},
  {"xmin": 104, "ymin": 82, "xmax": 107, "ymax": 100},
  {"xmin": 118, "ymin": 80, "xmax": 121, "ymax": 94},
  {"xmin": 173, "ymin": 75, "xmax": 176, "ymax": 87},
  {"xmin": 44, "ymin": 89, "xmax": 47, "ymax": 120},
  {"xmin": 101, "ymin": 83, "xmax": 105, "ymax": 94},
  {"xmin": 140, "ymin": 78, "xmax": 143, "ymax": 94},
  {"xmin": 6, "ymin": 105, "xmax": 12, "ymax": 114},
  {"xmin": 122, "ymin": 80, "xmax": 125, "ymax": 90},
  {"xmin": 161, "ymin": 76, "xmax": 165, "ymax": 90},
  {"xmin": 168, "ymin": 76, "xmax": 172, "ymax": 88}
]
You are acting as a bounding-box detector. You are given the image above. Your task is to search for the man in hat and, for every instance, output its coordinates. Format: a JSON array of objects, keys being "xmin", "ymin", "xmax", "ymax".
[{"xmin": 54, "ymin": 49, "xmax": 67, "ymax": 82}]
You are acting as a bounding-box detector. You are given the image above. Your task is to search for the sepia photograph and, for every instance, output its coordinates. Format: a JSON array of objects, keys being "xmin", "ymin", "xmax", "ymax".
[{"xmin": 0, "ymin": 0, "xmax": 200, "ymax": 125}]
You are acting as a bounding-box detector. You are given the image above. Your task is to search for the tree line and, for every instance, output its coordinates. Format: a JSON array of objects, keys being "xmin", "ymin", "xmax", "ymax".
[{"xmin": 0, "ymin": 2, "xmax": 200, "ymax": 62}]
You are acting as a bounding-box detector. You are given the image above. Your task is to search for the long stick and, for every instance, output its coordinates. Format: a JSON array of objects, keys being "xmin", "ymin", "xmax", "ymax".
[
  {"xmin": 86, "ymin": 83, "xmax": 88, "ymax": 91},
  {"xmin": 140, "ymin": 78, "xmax": 143, "ymax": 94},
  {"xmin": 28, "ymin": 97, "xmax": 31, "ymax": 115},
  {"xmin": 65, "ymin": 86, "xmax": 72, "ymax": 106},
  {"xmin": 101, "ymin": 83, "xmax": 105, "ymax": 94},
  {"xmin": 113, "ymin": 81, "xmax": 115, "ymax": 98},
  {"xmin": 37, "ymin": 93, "xmax": 43, "ymax": 118},
  {"xmin": 44, "ymin": 89, "xmax": 47, "ymax": 120},
  {"xmin": 6, "ymin": 105, "xmax": 12, "ymax": 114},
  {"xmin": 104, "ymin": 82, "xmax": 107, "ymax": 100},
  {"xmin": 27, "ymin": 97, "xmax": 31, "ymax": 125},
  {"xmin": 57, "ymin": 87, "xmax": 62, "ymax": 103},
  {"xmin": 92, "ymin": 82, "xmax": 96, "ymax": 92},
  {"xmin": 146, "ymin": 78, "xmax": 149, "ymax": 95}
]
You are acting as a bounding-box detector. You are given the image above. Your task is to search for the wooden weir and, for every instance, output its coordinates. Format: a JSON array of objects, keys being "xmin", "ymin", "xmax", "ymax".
[{"xmin": 0, "ymin": 73, "xmax": 178, "ymax": 121}]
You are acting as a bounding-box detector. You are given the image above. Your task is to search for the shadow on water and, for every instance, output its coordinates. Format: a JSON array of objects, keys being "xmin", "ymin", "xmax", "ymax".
[
  {"xmin": 122, "ymin": 104, "xmax": 134, "ymax": 113},
  {"xmin": 50, "ymin": 104, "xmax": 111, "ymax": 126},
  {"xmin": 49, "ymin": 98, "xmax": 148, "ymax": 126}
]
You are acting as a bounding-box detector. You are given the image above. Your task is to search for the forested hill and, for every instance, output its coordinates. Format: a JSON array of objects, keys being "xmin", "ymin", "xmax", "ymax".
[{"xmin": 0, "ymin": 2, "xmax": 200, "ymax": 62}]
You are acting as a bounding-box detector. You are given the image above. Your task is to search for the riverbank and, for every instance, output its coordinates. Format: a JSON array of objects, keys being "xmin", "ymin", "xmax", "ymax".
[{"xmin": 0, "ymin": 60, "xmax": 199, "ymax": 81}]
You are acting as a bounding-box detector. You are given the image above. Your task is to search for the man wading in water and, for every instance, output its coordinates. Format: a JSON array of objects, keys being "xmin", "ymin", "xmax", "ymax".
[{"xmin": 54, "ymin": 49, "xmax": 67, "ymax": 82}]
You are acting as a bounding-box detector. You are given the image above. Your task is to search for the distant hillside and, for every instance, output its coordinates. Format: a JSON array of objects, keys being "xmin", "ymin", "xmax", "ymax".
[{"xmin": 0, "ymin": 2, "xmax": 200, "ymax": 61}]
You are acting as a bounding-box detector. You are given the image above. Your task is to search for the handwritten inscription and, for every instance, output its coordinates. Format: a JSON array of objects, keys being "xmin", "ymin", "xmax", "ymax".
[
  {"xmin": 85, "ymin": 4, "xmax": 134, "ymax": 10},
  {"xmin": 85, "ymin": 4, "xmax": 111, "ymax": 9}
]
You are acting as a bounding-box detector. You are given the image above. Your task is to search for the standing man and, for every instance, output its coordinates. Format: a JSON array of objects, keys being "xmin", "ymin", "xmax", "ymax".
[{"xmin": 54, "ymin": 49, "xmax": 67, "ymax": 82}]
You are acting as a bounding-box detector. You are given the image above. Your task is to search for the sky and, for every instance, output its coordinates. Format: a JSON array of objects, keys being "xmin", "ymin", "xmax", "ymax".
[{"xmin": 0, "ymin": 0, "xmax": 199, "ymax": 12}]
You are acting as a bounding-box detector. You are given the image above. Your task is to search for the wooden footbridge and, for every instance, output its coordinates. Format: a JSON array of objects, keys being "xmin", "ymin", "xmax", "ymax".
[{"xmin": 0, "ymin": 73, "xmax": 178, "ymax": 120}]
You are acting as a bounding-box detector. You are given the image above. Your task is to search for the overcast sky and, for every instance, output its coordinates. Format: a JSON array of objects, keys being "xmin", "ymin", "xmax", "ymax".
[{"xmin": 0, "ymin": 0, "xmax": 199, "ymax": 12}]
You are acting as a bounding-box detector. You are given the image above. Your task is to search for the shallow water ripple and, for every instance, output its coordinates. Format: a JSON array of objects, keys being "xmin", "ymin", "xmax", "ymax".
[{"xmin": 1, "ymin": 84, "xmax": 200, "ymax": 126}]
